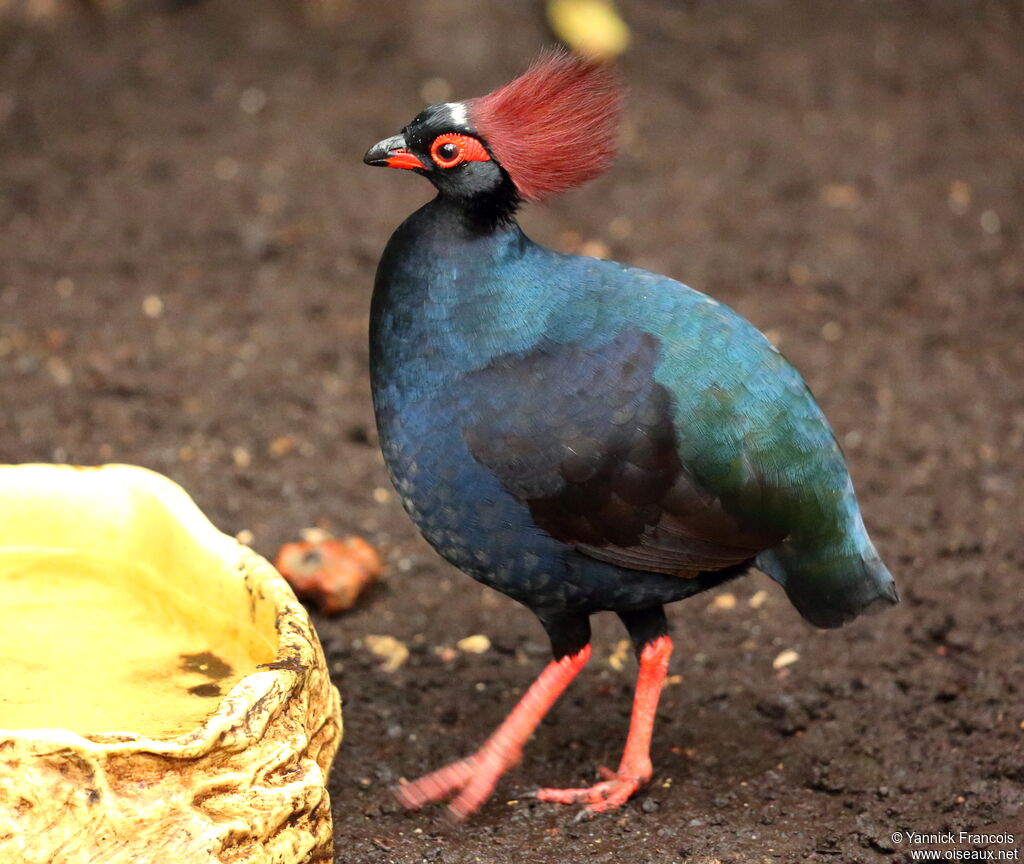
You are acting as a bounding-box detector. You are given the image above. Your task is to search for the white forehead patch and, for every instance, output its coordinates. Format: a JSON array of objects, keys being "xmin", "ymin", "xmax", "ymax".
[{"xmin": 444, "ymin": 101, "xmax": 470, "ymax": 129}]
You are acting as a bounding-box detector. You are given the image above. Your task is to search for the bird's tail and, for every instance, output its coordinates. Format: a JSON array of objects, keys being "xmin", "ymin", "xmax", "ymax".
[{"xmin": 756, "ymin": 528, "xmax": 898, "ymax": 629}]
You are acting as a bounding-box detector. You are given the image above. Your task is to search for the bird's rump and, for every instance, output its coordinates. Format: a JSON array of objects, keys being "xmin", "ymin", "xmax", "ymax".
[{"xmin": 459, "ymin": 328, "xmax": 783, "ymax": 577}]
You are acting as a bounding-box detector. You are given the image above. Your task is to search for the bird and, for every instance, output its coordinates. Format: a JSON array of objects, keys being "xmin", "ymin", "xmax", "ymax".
[{"xmin": 363, "ymin": 50, "xmax": 897, "ymax": 820}]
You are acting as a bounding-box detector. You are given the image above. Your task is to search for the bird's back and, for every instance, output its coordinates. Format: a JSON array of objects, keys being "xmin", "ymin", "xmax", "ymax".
[{"xmin": 538, "ymin": 253, "xmax": 897, "ymax": 626}]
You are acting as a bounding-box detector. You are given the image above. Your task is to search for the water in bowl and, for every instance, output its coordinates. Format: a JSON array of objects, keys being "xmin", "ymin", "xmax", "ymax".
[{"xmin": 0, "ymin": 550, "xmax": 266, "ymax": 737}]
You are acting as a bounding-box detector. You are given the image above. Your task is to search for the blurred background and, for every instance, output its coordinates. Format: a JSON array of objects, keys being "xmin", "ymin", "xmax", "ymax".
[{"xmin": 1, "ymin": 1, "xmax": 1022, "ymax": 861}]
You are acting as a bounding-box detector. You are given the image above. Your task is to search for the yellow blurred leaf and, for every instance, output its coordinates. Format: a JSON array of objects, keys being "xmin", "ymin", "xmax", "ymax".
[
  {"xmin": 547, "ymin": 0, "xmax": 630, "ymax": 61},
  {"xmin": 456, "ymin": 634, "xmax": 491, "ymax": 654},
  {"xmin": 709, "ymin": 592, "xmax": 737, "ymax": 611},
  {"xmin": 365, "ymin": 635, "xmax": 409, "ymax": 672},
  {"xmin": 748, "ymin": 589, "xmax": 769, "ymax": 609},
  {"xmin": 608, "ymin": 638, "xmax": 630, "ymax": 671},
  {"xmin": 772, "ymin": 649, "xmax": 800, "ymax": 670}
]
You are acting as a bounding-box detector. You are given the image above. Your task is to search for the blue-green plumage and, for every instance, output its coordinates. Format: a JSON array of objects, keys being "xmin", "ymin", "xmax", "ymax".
[
  {"xmin": 365, "ymin": 55, "xmax": 898, "ymax": 818},
  {"xmin": 371, "ymin": 196, "xmax": 897, "ymax": 634}
]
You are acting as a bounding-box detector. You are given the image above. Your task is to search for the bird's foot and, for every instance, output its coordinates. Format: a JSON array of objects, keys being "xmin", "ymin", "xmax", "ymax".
[
  {"xmin": 393, "ymin": 756, "xmax": 477, "ymax": 811},
  {"xmin": 394, "ymin": 646, "xmax": 592, "ymax": 820},
  {"xmin": 536, "ymin": 763, "xmax": 651, "ymax": 813},
  {"xmin": 393, "ymin": 743, "xmax": 520, "ymax": 822}
]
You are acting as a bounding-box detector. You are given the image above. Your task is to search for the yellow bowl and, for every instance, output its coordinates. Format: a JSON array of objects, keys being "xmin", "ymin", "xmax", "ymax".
[{"xmin": 0, "ymin": 464, "xmax": 342, "ymax": 864}]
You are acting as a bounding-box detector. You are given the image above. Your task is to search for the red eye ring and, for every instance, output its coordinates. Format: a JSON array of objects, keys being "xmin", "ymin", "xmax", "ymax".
[{"xmin": 430, "ymin": 133, "xmax": 491, "ymax": 169}]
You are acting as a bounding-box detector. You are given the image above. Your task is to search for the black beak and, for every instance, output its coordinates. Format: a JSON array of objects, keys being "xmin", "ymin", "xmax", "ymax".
[{"xmin": 363, "ymin": 134, "xmax": 425, "ymax": 171}]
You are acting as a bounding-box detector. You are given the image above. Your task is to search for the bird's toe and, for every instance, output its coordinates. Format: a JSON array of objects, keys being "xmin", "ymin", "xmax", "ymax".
[
  {"xmin": 445, "ymin": 741, "xmax": 523, "ymax": 820},
  {"xmin": 536, "ymin": 771, "xmax": 648, "ymax": 812},
  {"xmin": 585, "ymin": 776, "xmax": 642, "ymax": 812},
  {"xmin": 393, "ymin": 756, "xmax": 477, "ymax": 810},
  {"xmin": 536, "ymin": 780, "xmax": 612, "ymax": 805},
  {"xmin": 395, "ymin": 740, "xmax": 523, "ymax": 819}
]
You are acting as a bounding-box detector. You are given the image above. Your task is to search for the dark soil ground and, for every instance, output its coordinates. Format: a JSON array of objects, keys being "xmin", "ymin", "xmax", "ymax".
[{"xmin": 2, "ymin": 1, "xmax": 1023, "ymax": 861}]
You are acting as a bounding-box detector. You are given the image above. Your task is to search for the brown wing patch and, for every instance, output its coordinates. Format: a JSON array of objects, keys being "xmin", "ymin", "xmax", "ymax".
[{"xmin": 462, "ymin": 331, "xmax": 783, "ymax": 576}]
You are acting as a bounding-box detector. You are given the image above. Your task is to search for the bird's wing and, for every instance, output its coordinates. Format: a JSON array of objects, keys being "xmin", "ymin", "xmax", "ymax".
[{"xmin": 459, "ymin": 328, "xmax": 783, "ymax": 577}]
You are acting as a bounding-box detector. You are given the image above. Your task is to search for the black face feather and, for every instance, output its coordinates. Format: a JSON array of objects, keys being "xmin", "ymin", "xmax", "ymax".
[{"xmin": 374, "ymin": 102, "xmax": 521, "ymax": 228}]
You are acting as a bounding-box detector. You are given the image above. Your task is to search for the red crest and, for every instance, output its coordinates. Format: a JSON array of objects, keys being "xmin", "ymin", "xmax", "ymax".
[{"xmin": 468, "ymin": 50, "xmax": 623, "ymax": 203}]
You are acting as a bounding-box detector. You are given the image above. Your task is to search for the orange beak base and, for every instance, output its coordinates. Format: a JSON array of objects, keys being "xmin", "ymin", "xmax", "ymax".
[
  {"xmin": 385, "ymin": 150, "xmax": 425, "ymax": 171},
  {"xmin": 364, "ymin": 134, "xmax": 425, "ymax": 171}
]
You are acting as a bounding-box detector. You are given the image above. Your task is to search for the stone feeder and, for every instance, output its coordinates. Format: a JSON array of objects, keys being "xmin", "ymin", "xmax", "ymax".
[{"xmin": 0, "ymin": 464, "xmax": 342, "ymax": 864}]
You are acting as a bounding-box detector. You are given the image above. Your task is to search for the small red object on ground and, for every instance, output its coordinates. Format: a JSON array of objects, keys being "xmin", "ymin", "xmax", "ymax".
[{"xmin": 275, "ymin": 535, "xmax": 382, "ymax": 614}]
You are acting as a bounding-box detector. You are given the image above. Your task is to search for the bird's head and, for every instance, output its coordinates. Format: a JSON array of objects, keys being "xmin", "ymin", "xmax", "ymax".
[{"xmin": 364, "ymin": 50, "xmax": 622, "ymax": 222}]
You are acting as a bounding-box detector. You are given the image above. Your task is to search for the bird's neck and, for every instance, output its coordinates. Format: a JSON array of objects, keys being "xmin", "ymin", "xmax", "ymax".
[
  {"xmin": 431, "ymin": 172, "xmax": 522, "ymax": 235},
  {"xmin": 370, "ymin": 195, "xmax": 564, "ymax": 394},
  {"xmin": 454, "ymin": 175, "xmax": 522, "ymax": 233}
]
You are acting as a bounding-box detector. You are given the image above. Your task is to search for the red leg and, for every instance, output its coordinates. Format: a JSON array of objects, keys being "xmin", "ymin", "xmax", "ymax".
[
  {"xmin": 394, "ymin": 644, "xmax": 591, "ymax": 821},
  {"xmin": 537, "ymin": 634, "xmax": 672, "ymax": 812}
]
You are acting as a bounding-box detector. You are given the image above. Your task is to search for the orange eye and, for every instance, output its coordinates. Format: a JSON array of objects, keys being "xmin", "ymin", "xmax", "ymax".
[{"xmin": 430, "ymin": 133, "xmax": 491, "ymax": 169}]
